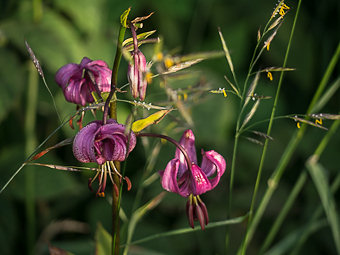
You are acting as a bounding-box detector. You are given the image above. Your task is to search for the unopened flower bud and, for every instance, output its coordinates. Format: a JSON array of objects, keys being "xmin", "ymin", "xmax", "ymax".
[{"xmin": 127, "ymin": 50, "xmax": 148, "ymax": 101}]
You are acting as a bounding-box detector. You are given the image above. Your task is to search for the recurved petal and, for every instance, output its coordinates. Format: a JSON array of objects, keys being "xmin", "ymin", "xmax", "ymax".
[
  {"xmin": 190, "ymin": 164, "xmax": 212, "ymax": 195},
  {"xmin": 73, "ymin": 121, "xmax": 102, "ymax": 163},
  {"xmin": 135, "ymin": 51, "xmax": 147, "ymax": 101},
  {"xmin": 63, "ymin": 78, "xmax": 90, "ymax": 106},
  {"xmin": 85, "ymin": 60, "xmax": 112, "ymax": 92},
  {"xmin": 175, "ymin": 129, "xmax": 198, "ymax": 177},
  {"xmin": 55, "ymin": 63, "xmax": 82, "ymax": 90},
  {"xmin": 127, "ymin": 63, "xmax": 139, "ymax": 98},
  {"xmin": 79, "ymin": 57, "xmax": 92, "ymax": 68},
  {"xmin": 200, "ymin": 150, "xmax": 226, "ymax": 189},
  {"xmin": 107, "ymin": 119, "xmax": 137, "ymax": 154},
  {"xmin": 160, "ymin": 159, "xmax": 182, "ymax": 195}
]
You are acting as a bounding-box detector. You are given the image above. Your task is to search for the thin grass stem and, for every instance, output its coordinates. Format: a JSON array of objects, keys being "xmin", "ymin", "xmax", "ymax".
[{"xmin": 226, "ymin": 4, "xmax": 284, "ymax": 252}]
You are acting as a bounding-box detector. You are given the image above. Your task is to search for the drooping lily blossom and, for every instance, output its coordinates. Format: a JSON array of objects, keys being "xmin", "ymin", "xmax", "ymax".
[
  {"xmin": 73, "ymin": 119, "xmax": 136, "ymax": 165},
  {"xmin": 55, "ymin": 57, "xmax": 112, "ymax": 106},
  {"xmin": 159, "ymin": 129, "xmax": 226, "ymax": 229},
  {"xmin": 73, "ymin": 119, "xmax": 136, "ymax": 197},
  {"xmin": 127, "ymin": 49, "xmax": 148, "ymax": 101}
]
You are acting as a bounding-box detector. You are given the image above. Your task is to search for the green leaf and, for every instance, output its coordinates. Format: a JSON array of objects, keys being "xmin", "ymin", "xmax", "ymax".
[
  {"xmin": 122, "ymin": 30, "xmax": 157, "ymax": 47},
  {"xmin": 265, "ymin": 219, "xmax": 327, "ymax": 255},
  {"xmin": 306, "ymin": 158, "xmax": 340, "ymax": 254},
  {"xmin": 218, "ymin": 27, "xmax": 236, "ymax": 81},
  {"xmin": 132, "ymin": 109, "xmax": 172, "ymax": 133},
  {"xmin": 120, "ymin": 7, "xmax": 131, "ymax": 28},
  {"xmin": 126, "ymin": 215, "xmax": 247, "ymax": 246},
  {"xmin": 311, "ymin": 76, "xmax": 340, "ymax": 113},
  {"xmin": 95, "ymin": 223, "xmax": 111, "ymax": 255}
]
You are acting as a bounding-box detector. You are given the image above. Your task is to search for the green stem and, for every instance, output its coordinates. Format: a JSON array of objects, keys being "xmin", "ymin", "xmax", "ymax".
[
  {"xmin": 25, "ymin": 62, "xmax": 39, "ymax": 255},
  {"xmin": 226, "ymin": 4, "xmax": 281, "ymax": 252},
  {"xmin": 103, "ymin": 25, "xmax": 126, "ymax": 124},
  {"xmin": 109, "ymin": 24, "xmax": 127, "ymax": 255},
  {"xmin": 239, "ymin": 2, "xmax": 302, "ymax": 253},
  {"xmin": 260, "ymin": 171, "xmax": 308, "ymax": 254}
]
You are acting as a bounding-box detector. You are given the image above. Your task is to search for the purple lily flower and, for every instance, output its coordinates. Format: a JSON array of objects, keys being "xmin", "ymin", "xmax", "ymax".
[
  {"xmin": 55, "ymin": 57, "xmax": 112, "ymax": 106},
  {"xmin": 73, "ymin": 119, "xmax": 137, "ymax": 197},
  {"xmin": 127, "ymin": 49, "xmax": 148, "ymax": 101},
  {"xmin": 73, "ymin": 119, "xmax": 136, "ymax": 165},
  {"xmin": 159, "ymin": 129, "xmax": 226, "ymax": 229}
]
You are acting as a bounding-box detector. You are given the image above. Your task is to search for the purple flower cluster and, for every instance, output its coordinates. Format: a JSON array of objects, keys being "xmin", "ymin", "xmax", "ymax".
[{"xmin": 54, "ymin": 25, "xmax": 226, "ymax": 228}]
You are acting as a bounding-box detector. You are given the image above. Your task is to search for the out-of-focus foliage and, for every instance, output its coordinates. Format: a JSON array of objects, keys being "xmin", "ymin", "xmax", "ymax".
[{"xmin": 0, "ymin": 0, "xmax": 339, "ymax": 254}]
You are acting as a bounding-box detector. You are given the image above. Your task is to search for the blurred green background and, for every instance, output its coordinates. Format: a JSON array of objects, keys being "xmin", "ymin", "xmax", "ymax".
[{"xmin": 0, "ymin": 0, "xmax": 339, "ymax": 254}]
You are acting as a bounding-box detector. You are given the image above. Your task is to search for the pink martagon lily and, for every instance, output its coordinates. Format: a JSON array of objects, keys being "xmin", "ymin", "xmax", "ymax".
[
  {"xmin": 73, "ymin": 119, "xmax": 136, "ymax": 165},
  {"xmin": 55, "ymin": 57, "xmax": 112, "ymax": 106},
  {"xmin": 160, "ymin": 129, "xmax": 226, "ymax": 197},
  {"xmin": 159, "ymin": 129, "xmax": 226, "ymax": 229}
]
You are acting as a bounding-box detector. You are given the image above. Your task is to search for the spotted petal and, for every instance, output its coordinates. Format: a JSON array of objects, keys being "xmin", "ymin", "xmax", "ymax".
[
  {"xmin": 85, "ymin": 60, "xmax": 112, "ymax": 93},
  {"xmin": 190, "ymin": 164, "xmax": 212, "ymax": 195},
  {"xmin": 159, "ymin": 159, "xmax": 182, "ymax": 195},
  {"xmin": 73, "ymin": 121, "xmax": 101, "ymax": 163},
  {"xmin": 73, "ymin": 119, "xmax": 136, "ymax": 165},
  {"xmin": 55, "ymin": 63, "xmax": 82, "ymax": 90}
]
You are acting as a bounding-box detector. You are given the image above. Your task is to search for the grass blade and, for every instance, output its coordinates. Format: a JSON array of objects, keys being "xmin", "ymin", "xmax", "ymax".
[
  {"xmin": 306, "ymin": 158, "xmax": 340, "ymax": 254},
  {"xmin": 264, "ymin": 220, "xmax": 328, "ymax": 255},
  {"xmin": 125, "ymin": 214, "xmax": 247, "ymax": 247},
  {"xmin": 218, "ymin": 27, "xmax": 238, "ymax": 88},
  {"xmin": 311, "ymin": 76, "xmax": 340, "ymax": 113}
]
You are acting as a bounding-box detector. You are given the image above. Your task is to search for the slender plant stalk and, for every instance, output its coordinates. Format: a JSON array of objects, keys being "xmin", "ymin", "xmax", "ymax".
[
  {"xmin": 226, "ymin": 2, "xmax": 283, "ymax": 251},
  {"xmin": 25, "ymin": 62, "xmax": 39, "ymax": 255},
  {"xmin": 108, "ymin": 24, "xmax": 127, "ymax": 255},
  {"xmin": 239, "ymin": 2, "xmax": 302, "ymax": 254},
  {"xmin": 241, "ymin": 12, "xmax": 340, "ymax": 255},
  {"xmin": 259, "ymin": 171, "xmax": 307, "ymax": 253}
]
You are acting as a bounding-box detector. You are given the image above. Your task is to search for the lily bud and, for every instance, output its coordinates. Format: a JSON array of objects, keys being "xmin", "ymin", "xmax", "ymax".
[{"xmin": 127, "ymin": 49, "xmax": 148, "ymax": 101}]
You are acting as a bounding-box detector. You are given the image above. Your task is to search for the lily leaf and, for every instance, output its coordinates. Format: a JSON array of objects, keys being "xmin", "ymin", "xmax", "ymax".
[
  {"xmin": 120, "ymin": 7, "xmax": 131, "ymax": 28},
  {"xmin": 95, "ymin": 223, "xmax": 111, "ymax": 255},
  {"xmin": 122, "ymin": 30, "xmax": 157, "ymax": 47},
  {"xmin": 132, "ymin": 109, "xmax": 172, "ymax": 133}
]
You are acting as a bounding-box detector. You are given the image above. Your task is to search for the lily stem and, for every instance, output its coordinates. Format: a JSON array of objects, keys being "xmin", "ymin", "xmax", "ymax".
[
  {"xmin": 137, "ymin": 133, "xmax": 193, "ymax": 172},
  {"xmin": 108, "ymin": 23, "xmax": 127, "ymax": 255}
]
